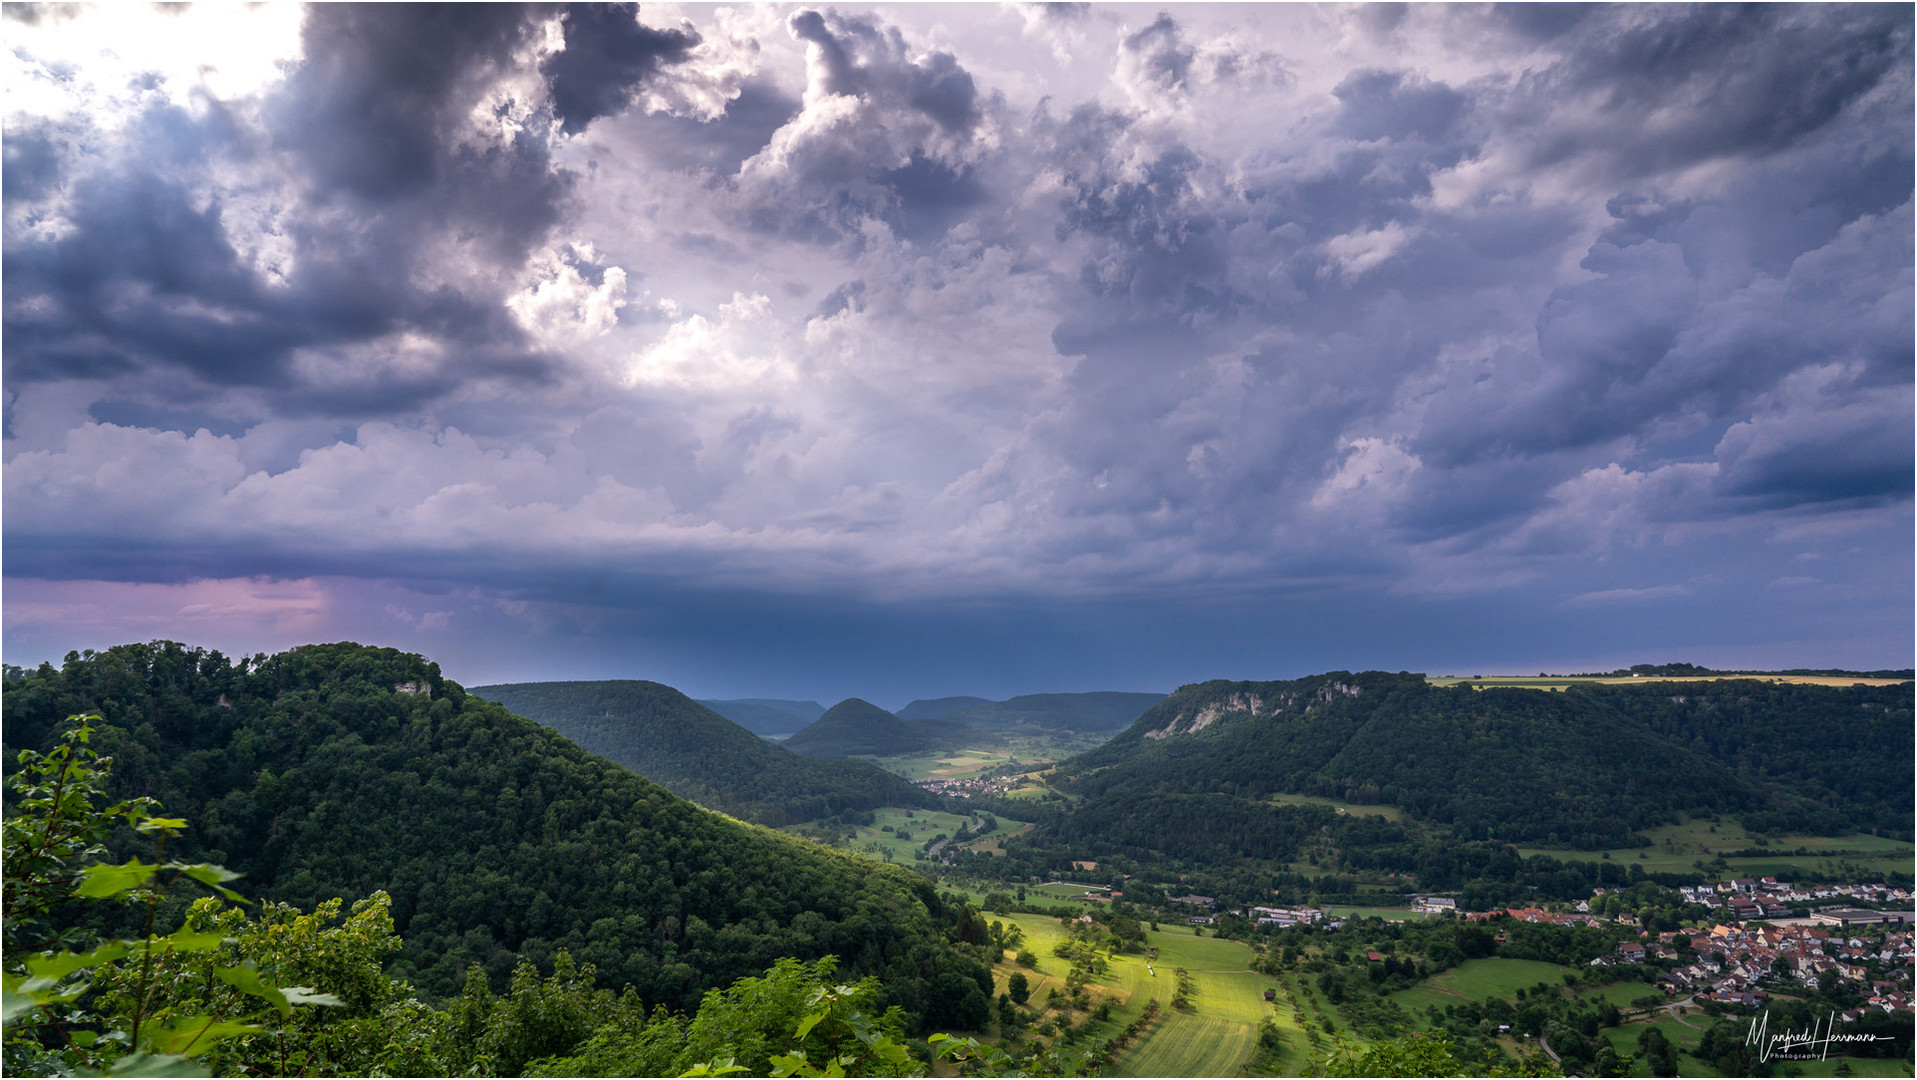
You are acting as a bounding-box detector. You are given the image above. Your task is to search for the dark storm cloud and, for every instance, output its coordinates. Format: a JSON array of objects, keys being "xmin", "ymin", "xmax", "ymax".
[
  {"xmin": 542, "ymin": 3, "xmax": 698, "ymax": 134},
  {"xmin": 0, "ymin": 125, "xmax": 63, "ymax": 201},
  {"xmin": 272, "ymin": 4, "xmax": 572, "ymax": 260},
  {"xmin": 726, "ymin": 9, "xmax": 998, "ymax": 244},
  {"xmin": 1, "ymin": 3, "xmax": 639, "ymax": 414},
  {"xmin": 1509, "ymin": 4, "xmax": 1910, "ymax": 178},
  {"xmin": 1331, "ymin": 69, "xmax": 1467, "ymax": 143},
  {"xmin": 4, "ymin": 3, "xmax": 1911, "ymax": 685},
  {"xmin": 1049, "ymin": 107, "xmax": 1230, "ymax": 313},
  {"xmin": 786, "ymin": 10, "xmax": 982, "ymax": 137},
  {"xmin": 1120, "ymin": 14, "xmax": 1195, "ymax": 95}
]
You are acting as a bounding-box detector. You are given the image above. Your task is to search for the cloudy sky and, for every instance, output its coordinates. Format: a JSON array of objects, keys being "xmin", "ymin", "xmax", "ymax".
[{"xmin": 4, "ymin": 3, "xmax": 1911, "ymax": 705}]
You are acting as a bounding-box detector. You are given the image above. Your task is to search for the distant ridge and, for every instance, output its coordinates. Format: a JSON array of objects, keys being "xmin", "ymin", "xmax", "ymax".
[
  {"xmin": 475, "ymin": 681, "xmax": 934, "ymax": 824},
  {"xmin": 896, "ymin": 696, "xmax": 992, "ymax": 721},
  {"xmin": 783, "ymin": 698, "xmax": 964, "ymax": 759},
  {"xmin": 696, "ymin": 697, "xmax": 827, "ymax": 736}
]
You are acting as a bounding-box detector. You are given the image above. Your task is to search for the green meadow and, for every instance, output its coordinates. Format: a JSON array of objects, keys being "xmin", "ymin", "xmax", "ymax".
[
  {"xmin": 1324, "ymin": 905, "xmax": 1430, "ymax": 922},
  {"xmin": 1388, "ymin": 957, "xmax": 1577, "ymax": 1017},
  {"xmin": 1513, "ymin": 815, "xmax": 1915, "ymax": 879},
  {"xmin": 1267, "ymin": 791, "xmax": 1405, "ymax": 822},
  {"xmin": 985, "ymin": 912, "xmax": 1282, "ymax": 1078},
  {"xmin": 864, "ymin": 733, "xmax": 1111, "ymax": 781},
  {"xmin": 822, "ymin": 806, "xmax": 1029, "ymax": 863}
]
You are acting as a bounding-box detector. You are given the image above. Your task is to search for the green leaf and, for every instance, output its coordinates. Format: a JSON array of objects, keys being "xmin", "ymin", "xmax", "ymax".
[
  {"xmin": 159, "ymin": 932, "xmax": 229, "ymax": 954},
  {"xmin": 214, "ymin": 967, "xmax": 289, "ymax": 1017},
  {"xmin": 680, "ymin": 1058, "xmax": 750, "ymax": 1078},
  {"xmin": 146, "ymin": 1015, "xmax": 264, "ymax": 1055},
  {"xmin": 768, "ymin": 1052, "xmax": 819, "ymax": 1078},
  {"xmin": 166, "ymin": 863, "xmax": 246, "ymax": 901},
  {"xmin": 3, "ymin": 982, "xmax": 40, "ymax": 1025},
  {"xmin": 22, "ymin": 941, "xmax": 132, "ymax": 985},
  {"xmin": 794, "ymin": 1009, "xmax": 827, "ymax": 1042},
  {"xmin": 75, "ymin": 860, "xmax": 157, "ymax": 898},
  {"xmin": 135, "ymin": 817, "xmax": 189, "ymax": 833}
]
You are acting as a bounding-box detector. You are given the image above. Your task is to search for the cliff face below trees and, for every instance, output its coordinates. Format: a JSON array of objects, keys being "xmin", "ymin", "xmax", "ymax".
[
  {"xmin": 1047, "ymin": 672, "xmax": 1914, "ymax": 852},
  {"xmin": 0, "ymin": 642, "xmax": 992, "ymax": 1024}
]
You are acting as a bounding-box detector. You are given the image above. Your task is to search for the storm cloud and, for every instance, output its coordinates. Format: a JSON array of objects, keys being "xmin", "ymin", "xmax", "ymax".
[{"xmin": 4, "ymin": 4, "xmax": 1909, "ymax": 697}]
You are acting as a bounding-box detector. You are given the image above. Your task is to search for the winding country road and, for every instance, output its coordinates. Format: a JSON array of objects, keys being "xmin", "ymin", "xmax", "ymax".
[{"xmin": 927, "ymin": 815, "xmax": 983, "ymax": 859}]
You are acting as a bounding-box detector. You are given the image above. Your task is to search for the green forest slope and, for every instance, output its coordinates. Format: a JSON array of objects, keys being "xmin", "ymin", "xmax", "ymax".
[
  {"xmin": 0, "ymin": 642, "xmax": 992, "ymax": 1024},
  {"xmin": 783, "ymin": 698, "xmax": 964, "ymax": 759},
  {"xmin": 1050, "ymin": 672, "xmax": 1912, "ymax": 852},
  {"xmin": 472, "ymin": 680, "xmax": 936, "ymax": 826}
]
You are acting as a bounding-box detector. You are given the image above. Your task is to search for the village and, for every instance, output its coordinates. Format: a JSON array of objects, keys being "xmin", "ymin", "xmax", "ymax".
[
  {"xmin": 913, "ymin": 774, "xmax": 1022, "ymax": 798},
  {"xmin": 1040, "ymin": 874, "xmax": 1915, "ymax": 1018}
]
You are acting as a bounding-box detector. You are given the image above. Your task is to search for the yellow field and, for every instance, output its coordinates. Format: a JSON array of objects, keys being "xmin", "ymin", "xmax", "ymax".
[{"xmin": 1428, "ymin": 674, "xmax": 1909, "ymax": 691}]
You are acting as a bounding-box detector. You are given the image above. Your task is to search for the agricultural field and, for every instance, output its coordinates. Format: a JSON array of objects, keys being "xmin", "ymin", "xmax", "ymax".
[
  {"xmin": 1387, "ymin": 958, "xmax": 1577, "ymax": 1017},
  {"xmin": 1267, "ymin": 791, "xmax": 1404, "ymax": 822},
  {"xmin": 828, "ymin": 806, "xmax": 1028, "ymax": 864},
  {"xmin": 1428, "ymin": 675, "xmax": 1910, "ymax": 690},
  {"xmin": 961, "ymin": 821, "xmax": 1034, "ymax": 856},
  {"xmin": 866, "ymin": 733, "xmax": 1111, "ymax": 781},
  {"xmin": 1575, "ymin": 981, "xmax": 1662, "ymax": 1009},
  {"xmin": 1323, "ymin": 905, "xmax": 1429, "ymax": 922},
  {"xmin": 985, "ymin": 913, "xmax": 1284, "ymax": 1078},
  {"xmin": 1028, "ymin": 881, "xmax": 1106, "ymax": 901},
  {"xmin": 1514, "ymin": 815, "xmax": 1916, "ymax": 879}
]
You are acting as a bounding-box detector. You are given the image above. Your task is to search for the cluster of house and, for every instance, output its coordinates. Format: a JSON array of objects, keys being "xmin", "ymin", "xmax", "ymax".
[
  {"xmin": 1668, "ymin": 877, "xmax": 1914, "ymax": 919},
  {"xmin": 1593, "ymin": 921, "xmax": 1915, "ymax": 1016},
  {"xmin": 912, "ymin": 775, "xmax": 1016, "ymax": 797}
]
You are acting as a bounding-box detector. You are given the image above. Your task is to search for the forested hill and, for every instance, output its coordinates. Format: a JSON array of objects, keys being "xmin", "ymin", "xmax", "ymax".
[
  {"xmin": 1050, "ymin": 672, "xmax": 1913, "ymax": 850},
  {"xmin": 0, "ymin": 643, "xmax": 994, "ymax": 1024},
  {"xmin": 782, "ymin": 698, "xmax": 961, "ymax": 758},
  {"xmin": 898, "ymin": 691, "xmax": 1166, "ymax": 734},
  {"xmin": 695, "ymin": 697, "xmax": 825, "ymax": 736},
  {"xmin": 1581, "ymin": 680, "xmax": 1914, "ymax": 836},
  {"xmin": 472, "ymin": 680, "xmax": 936, "ymax": 825}
]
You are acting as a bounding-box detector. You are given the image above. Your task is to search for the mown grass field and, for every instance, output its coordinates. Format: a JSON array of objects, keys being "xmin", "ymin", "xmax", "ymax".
[
  {"xmin": 1576, "ymin": 980, "xmax": 1662, "ymax": 1008},
  {"xmin": 1513, "ymin": 815, "xmax": 1916, "ymax": 878},
  {"xmin": 1267, "ymin": 791, "xmax": 1405, "ymax": 822},
  {"xmin": 984, "ymin": 913, "xmax": 1280, "ymax": 1077},
  {"xmin": 1324, "ymin": 905, "xmax": 1430, "ymax": 922},
  {"xmin": 1388, "ymin": 957, "xmax": 1576, "ymax": 1017},
  {"xmin": 830, "ymin": 806, "xmax": 1028, "ymax": 863}
]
